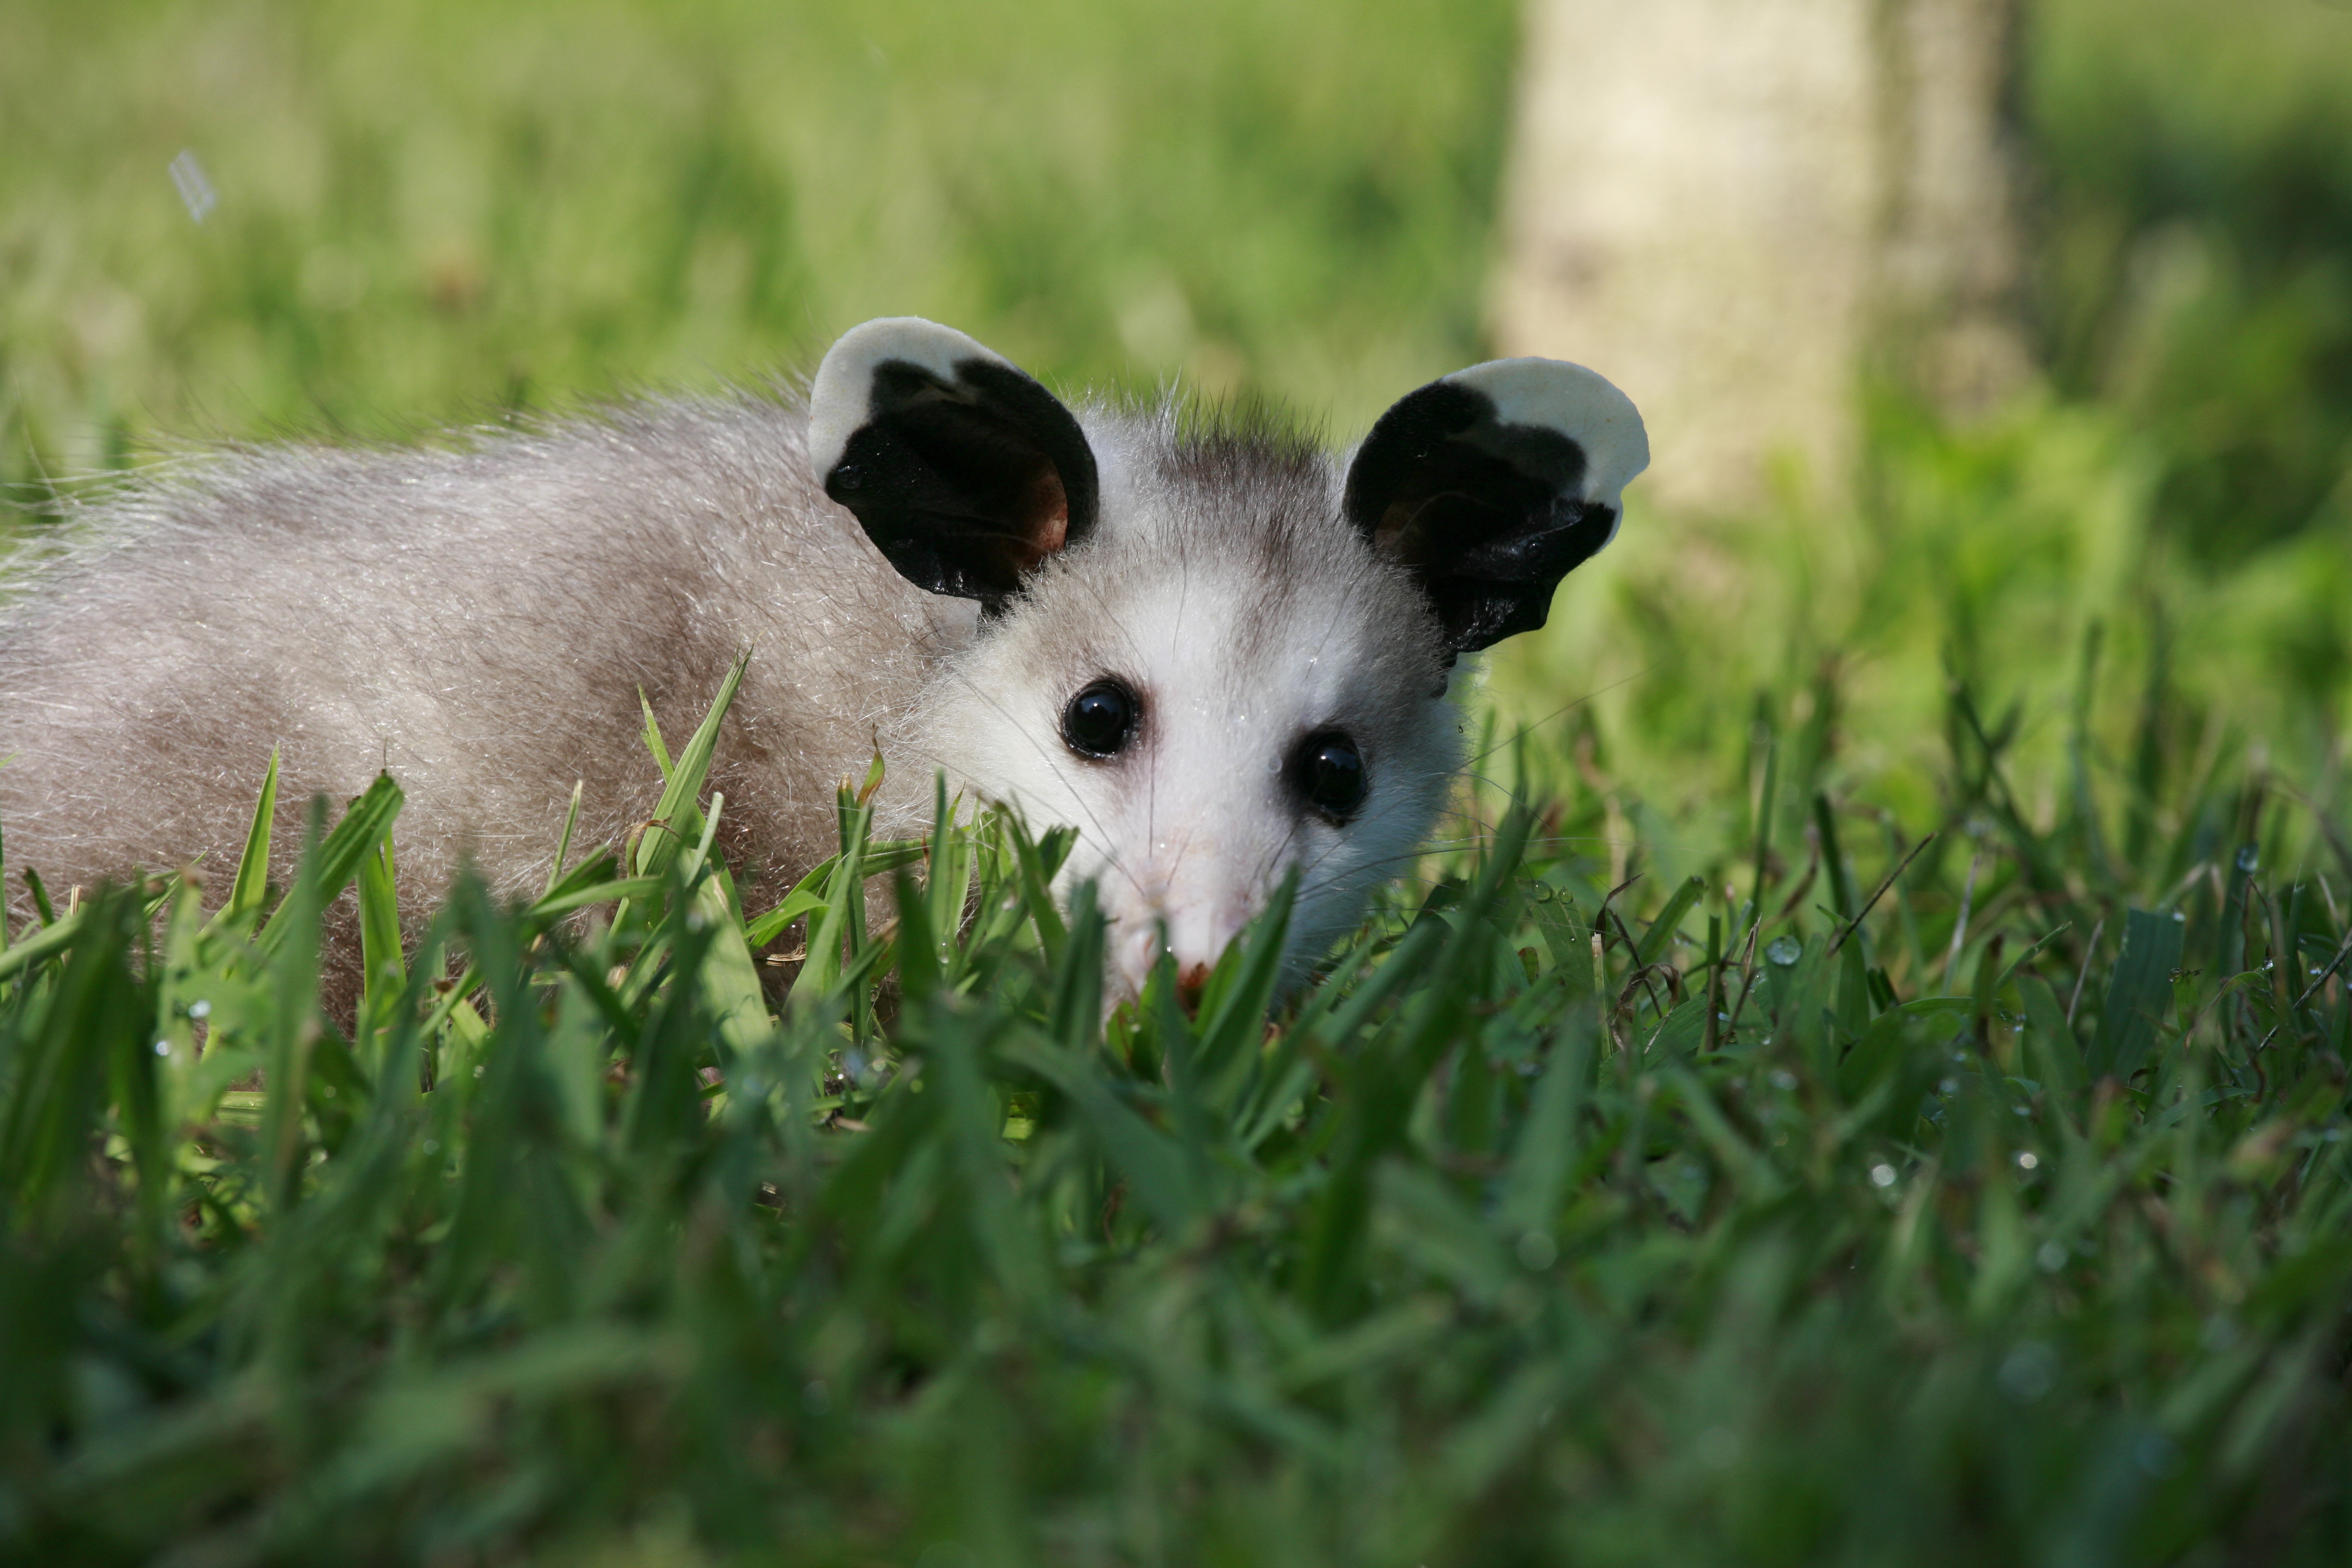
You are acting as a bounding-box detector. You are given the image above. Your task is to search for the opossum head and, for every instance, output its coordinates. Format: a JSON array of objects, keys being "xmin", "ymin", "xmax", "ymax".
[{"xmin": 810, "ymin": 317, "xmax": 1647, "ymax": 1005}]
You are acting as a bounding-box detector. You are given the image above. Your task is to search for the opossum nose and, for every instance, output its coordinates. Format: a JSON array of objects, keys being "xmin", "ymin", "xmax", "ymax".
[
  {"xmin": 1104, "ymin": 882, "xmax": 1260, "ymax": 1012},
  {"xmin": 1175, "ymin": 961, "xmax": 1213, "ymax": 1016}
]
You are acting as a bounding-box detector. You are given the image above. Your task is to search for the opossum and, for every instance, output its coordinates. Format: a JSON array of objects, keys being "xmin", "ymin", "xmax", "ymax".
[{"xmin": 0, "ymin": 317, "xmax": 1646, "ymax": 1004}]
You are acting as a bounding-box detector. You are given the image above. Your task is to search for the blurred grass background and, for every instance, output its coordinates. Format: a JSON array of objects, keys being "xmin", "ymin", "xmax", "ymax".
[
  {"xmin": 1500, "ymin": 0, "xmax": 2352, "ymax": 862},
  {"xmin": 0, "ymin": 0, "xmax": 1517, "ymax": 449},
  {"xmin": 5, "ymin": 0, "xmax": 2350, "ymax": 869}
]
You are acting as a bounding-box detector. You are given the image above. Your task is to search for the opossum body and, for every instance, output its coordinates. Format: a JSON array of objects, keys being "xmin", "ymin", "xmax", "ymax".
[{"xmin": 0, "ymin": 318, "xmax": 1647, "ymax": 1001}]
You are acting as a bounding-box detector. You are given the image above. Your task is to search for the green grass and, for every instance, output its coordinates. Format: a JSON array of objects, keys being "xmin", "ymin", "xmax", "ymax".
[
  {"xmin": 0, "ymin": 0, "xmax": 1515, "ymax": 475},
  {"xmin": 2, "ymin": 651, "xmax": 2349, "ymax": 1564},
  {"xmin": 5, "ymin": 0, "xmax": 2352, "ymax": 1561},
  {"xmin": 2031, "ymin": 0, "xmax": 2352, "ymax": 565}
]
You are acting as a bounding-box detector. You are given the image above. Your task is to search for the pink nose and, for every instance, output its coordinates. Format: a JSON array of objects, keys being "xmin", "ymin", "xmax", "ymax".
[{"xmin": 1175, "ymin": 960, "xmax": 1213, "ymax": 1015}]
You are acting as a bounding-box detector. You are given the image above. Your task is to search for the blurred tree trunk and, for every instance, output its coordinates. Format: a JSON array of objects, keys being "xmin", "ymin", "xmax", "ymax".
[{"xmin": 1492, "ymin": 0, "xmax": 2032, "ymax": 514}]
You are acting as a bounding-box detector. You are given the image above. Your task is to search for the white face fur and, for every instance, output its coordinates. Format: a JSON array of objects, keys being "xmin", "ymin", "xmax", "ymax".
[
  {"xmin": 809, "ymin": 317, "xmax": 1647, "ymax": 1006},
  {"xmin": 920, "ymin": 426, "xmax": 1464, "ymax": 1002}
]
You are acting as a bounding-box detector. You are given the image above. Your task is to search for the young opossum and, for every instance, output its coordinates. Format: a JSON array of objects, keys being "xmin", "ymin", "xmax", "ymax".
[{"xmin": 0, "ymin": 317, "xmax": 1646, "ymax": 1004}]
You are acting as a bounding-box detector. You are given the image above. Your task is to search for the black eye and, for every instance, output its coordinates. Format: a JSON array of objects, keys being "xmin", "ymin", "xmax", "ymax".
[
  {"xmin": 1289, "ymin": 730, "xmax": 1367, "ymax": 821},
  {"xmin": 1061, "ymin": 678, "xmax": 1140, "ymax": 759}
]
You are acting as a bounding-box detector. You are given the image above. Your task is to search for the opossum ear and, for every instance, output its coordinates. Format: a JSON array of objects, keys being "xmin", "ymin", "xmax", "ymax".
[
  {"xmin": 1343, "ymin": 358, "xmax": 1648, "ymax": 654},
  {"xmin": 810, "ymin": 317, "xmax": 1100, "ymax": 609}
]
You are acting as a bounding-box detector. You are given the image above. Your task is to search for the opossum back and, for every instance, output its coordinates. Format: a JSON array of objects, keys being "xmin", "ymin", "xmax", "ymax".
[{"xmin": 0, "ymin": 387, "xmax": 964, "ymax": 937}]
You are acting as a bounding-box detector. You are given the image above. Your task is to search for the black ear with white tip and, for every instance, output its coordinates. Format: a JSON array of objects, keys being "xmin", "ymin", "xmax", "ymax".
[
  {"xmin": 809, "ymin": 317, "xmax": 1100, "ymax": 610},
  {"xmin": 1343, "ymin": 357, "xmax": 1648, "ymax": 654}
]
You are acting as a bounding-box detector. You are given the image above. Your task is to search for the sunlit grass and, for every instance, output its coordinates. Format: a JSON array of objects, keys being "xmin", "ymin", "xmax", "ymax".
[
  {"xmin": 0, "ymin": 0, "xmax": 1515, "ymax": 484},
  {"xmin": 2, "ymin": 649, "xmax": 2349, "ymax": 1562}
]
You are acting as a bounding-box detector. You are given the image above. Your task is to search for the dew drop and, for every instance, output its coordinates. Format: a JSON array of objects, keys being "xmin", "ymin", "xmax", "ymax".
[
  {"xmin": 168, "ymin": 150, "xmax": 216, "ymax": 223},
  {"xmin": 1765, "ymin": 935, "xmax": 1801, "ymax": 967},
  {"xmin": 1997, "ymin": 1342, "xmax": 2056, "ymax": 1403}
]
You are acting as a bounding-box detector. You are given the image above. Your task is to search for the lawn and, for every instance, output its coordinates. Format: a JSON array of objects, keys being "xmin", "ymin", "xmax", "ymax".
[{"xmin": 3, "ymin": 1, "xmax": 2350, "ymax": 1562}]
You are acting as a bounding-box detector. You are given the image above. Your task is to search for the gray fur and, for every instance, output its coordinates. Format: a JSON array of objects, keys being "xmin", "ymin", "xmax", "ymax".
[
  {"xmin": 0, "ymin": 384, "xmax": 1409, "ymax": 963},
  {"xmin": 0, "ymin": 388, "xmax": 967, "ymax": 984},
  {"xmin": 0, "ymin": 321, "xmax": 1641, "ymax": 1005}
]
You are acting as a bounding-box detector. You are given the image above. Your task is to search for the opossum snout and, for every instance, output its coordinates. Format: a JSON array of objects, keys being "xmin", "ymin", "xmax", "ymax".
[
  {"xmin": 1174, "ymin": 962, "xmax": 1214, "ymax": 1016},
  {"xmin": 1107, "ymin": 879, "xmax": 1261, "ymax": 1011}
]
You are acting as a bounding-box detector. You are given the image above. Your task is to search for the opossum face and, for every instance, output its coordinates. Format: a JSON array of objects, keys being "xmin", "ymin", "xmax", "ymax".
[
  {"xmin": 921, "ymin": 466, "xmax": 1462, "ymax": 1002},
  {"xmin": 809, "ymin": 318, "xmax": 1647, "ymax": 1005}
]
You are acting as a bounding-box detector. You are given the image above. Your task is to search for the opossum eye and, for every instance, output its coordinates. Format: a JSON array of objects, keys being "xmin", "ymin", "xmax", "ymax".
[
  {"xmin": 1062, "ymin": 678, "xmax": 1141, "ymax": 759},
  {"xmin": 1289, "ymin": 731, "xmax": 1367, "ymax": 822}
]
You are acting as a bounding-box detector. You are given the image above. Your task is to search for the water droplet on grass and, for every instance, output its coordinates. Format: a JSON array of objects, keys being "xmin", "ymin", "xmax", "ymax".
[
  {"xmin": 2136, "ymin": 1432, "xmax": 2181, "ymax": 1476},
  {"xmin": 1765, "ymin": 935, "xmax": 1801, "ymax": 966},
  {"xmin": 168, "ymin": 150, "xmax": 216, "ymax": 223},
  {"xmin": 1695, "ymin": 1426, "xmax": 1741, "ymax": 1468},
  {"xmin": 1870, "ymin": 1163, "xmax": 1897, "ymax": 1187},
  {"xmin": 1998, "ymin": 1342, "xmax": 2056, "ymax": 1402}
]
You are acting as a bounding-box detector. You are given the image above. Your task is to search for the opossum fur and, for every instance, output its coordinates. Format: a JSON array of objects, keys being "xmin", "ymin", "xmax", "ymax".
[{"xmin": 0, "ymin": 317, "xmax": 1647, "ymax": 1004}]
